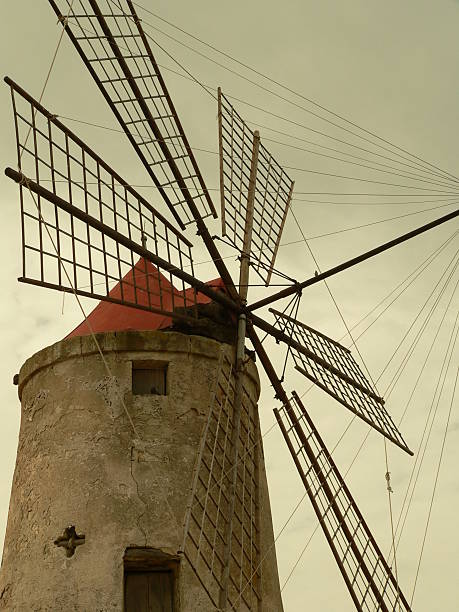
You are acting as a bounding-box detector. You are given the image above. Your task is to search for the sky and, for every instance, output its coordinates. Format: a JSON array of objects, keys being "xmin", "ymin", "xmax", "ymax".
[{"xmin": 0, "ymin": 1, "xmax": 458, "ymax": 610}]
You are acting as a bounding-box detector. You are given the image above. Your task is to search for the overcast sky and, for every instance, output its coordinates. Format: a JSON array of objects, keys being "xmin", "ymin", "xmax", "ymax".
[{"xmin": 0, "ymin": 1, "xmax": 458, "ymax": 610}]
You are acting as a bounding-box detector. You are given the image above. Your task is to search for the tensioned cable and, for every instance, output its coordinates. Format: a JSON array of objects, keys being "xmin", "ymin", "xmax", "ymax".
[
  {"xmin": 222, "ymin": 92, "xmax": 458, "ymax": 189},
  {"xmin": 387, "ymin": 277, "xmax": 459, "ymax": 565},
  {"xmin": 284, "ymin": 202, "xmax": 459, "ymax": 245},
  {"xmin": 280, "ymin": 294, "xmax": 302, "ymax": 381},
  {"xmin": 383, "ymin": 435, "xmax": 402, "ymax": 612},
  {"xmin": 133, "ymin": 1, "xmax": 459, "ymax": 184},
  {"xmin": 260, "ymin": 130, "xmax": 457, "ymax": 185},
  {"xmin": 136, "ymin": 12, "xmax": 459, "ymax": 185},
  {"xmin": 390, "ymin": 303, "xmax": 459, "ymax": 604},
  {"xmin": 260, "ymin": 292, "xmax": 300, "ymax": 344},
  {"xmin": 37, "ymin": 177, "xmax": 459, "ymax": 201},
  {"xmin": 380, "ymin": 253, "xmax": 459, "ymax": 396},
  {"xmin": 410, "ymin": 361, "xmax": 458, "ymax": 606},
  {"xmin": 279, "ymin": 144, "xmax": 457, "ymax": 190},
  {"xmin": 142, "ymin": 29, "xmax": 459, "ymax": 202},
  {"xmin": 34, "ymin": 193, "xmax": 458, "ymax": 275},
  {"xmin": 98, "ymin": 4, "xmax": 458, "ymax": 190},
  {"xmin": 54, "ymin": 110, "xmax": 459, "ymax": 192},
  {"xmin": 350, "ymin": 231, "xmax": 459, "ymax": 345},
  {"xmin": 291, "ymin": 200, "xmax": 404, "ymax": 588},
  {"xmin": 156, "ymin": 57, "xmax": 456, "ymax": 186},
  {"xmin": 379, "ymin": 256, "xmax": 458, "ymax": 409},
  {"xmin": 67, "ymin": 10, "xmax": 457, "ymax": 205},
  {"xmin": 54, "ymin": 110, "xmax": 456, "ymax": 189},
  {"xmin": 293, "ymin": 196, "xmax": 459, "ymax": 207},
  {"xmin": 280, "ymin": 165, "xmax": 457, "ymax": 194},
  {"xmin": 150, "ymin": 58, "xmax": 457, "ymax": 188},
  {"xmin": 289, "ymin": 204, "xmax": 379, "ymax": 393},
  {"xmin": 298, "ymin": 231, "xmax": 458, "ymax": 401},
  {"xmin": 283, "ymin": 238, "xmax": 458, "ymax": 597},
  {"xmin": 58, "ymin": 113, "xmax": 216, "ymax": 155},
  {"xmin": 390, "ymin": 285, "xmax": 459, "ymax": 553},
  {"xmin": 280, "ymin": 202, "xmax": 407, "ymax": 599},
  {"xmin": 384, "ymin": 276, "xmax": 458, "ymax": 406},
  {"xmin": 385, "ymin": 263, "xmax": 458, "ymax": 417}
]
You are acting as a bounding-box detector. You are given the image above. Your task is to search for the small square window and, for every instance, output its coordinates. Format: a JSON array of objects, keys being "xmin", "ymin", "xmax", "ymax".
[{"xmin": 132, "ymin": 361, "xmax": 168, "ymax": 396}]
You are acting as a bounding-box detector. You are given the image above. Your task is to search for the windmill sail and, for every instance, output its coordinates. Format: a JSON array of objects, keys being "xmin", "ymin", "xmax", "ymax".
[
  {"xmin": 275, "ymin": 392, "xmax": 412, "ymax": 612},
  {"xmin": 5, "ymin": 77, "xmax": 204, "ymax": 319},
  {"xmin": 218, "ymin": 89, "xmax": 294, "ymax": 285},
  {"xmin": 271, "ymin": 309, "xmax": 412, "ymax": 455},
  {"xmin": 46, "ymin": 0, "xmax": 216, "ymax": 229},
  {"xmin": 181, "ymin": 350, "xmax": 262, "ymax": 610}
]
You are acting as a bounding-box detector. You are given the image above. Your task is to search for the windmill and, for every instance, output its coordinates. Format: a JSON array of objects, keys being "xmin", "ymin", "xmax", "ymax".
[{"xmin": 2, "ymin": 1, "xmax": 458, "ymax": 610}]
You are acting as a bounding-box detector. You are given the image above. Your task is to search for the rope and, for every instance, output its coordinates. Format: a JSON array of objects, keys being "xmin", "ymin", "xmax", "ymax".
[
  {"xmin": 103, "ymin": 1, "xmax": 459, "ymax": 196},
  {"xmin": 349, "ymin": 231, "xmax": 459, "ymax": 346},
  {"xmin": 132, "ymin": 1, "xmax": 459, "ymax": 185},
  {"xmin": 390, "ymin": 296, "xmax": 457, "ymax": 564},
  {"xmin": 135, "ymin": 7, "xmax": 459, "ymax": 186},
  {"xmin": 280, "ymin": 293, "xmax": 302, "ymax": 381},
  {"xmin": 383, "ymin": 439, "xmax": 401, "ymax": 612},
  {"xmin": 380, "ymin": 253, "xmax": 459, "ymax": 396},
  {"xmin": 46, "ymin": 115, "xmax": 458, "ymax": 190},
  {"xmin": 15, "ymin": 0, "xmax": 141, "ymax": 442},
  {"xmin": 19, "ymin": 174, "xmax": 141, "ymax": 440},
  {"xmin": 410, "ymin": 362, "xmax": 459, "ymax": 606},
  {"xmin": 19, "ymin": 0, "xmax": 76, "ymax": 163}
]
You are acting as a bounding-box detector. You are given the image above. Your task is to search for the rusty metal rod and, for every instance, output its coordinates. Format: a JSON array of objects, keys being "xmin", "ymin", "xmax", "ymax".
[{"xmin": 248, "ymin": 207, "xmax": 459, "ymax": 312}]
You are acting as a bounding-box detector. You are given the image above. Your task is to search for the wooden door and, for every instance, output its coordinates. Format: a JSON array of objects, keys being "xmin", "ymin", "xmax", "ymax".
[{"xmin": 125, "ymin": 571, "xmax": 174, "ymax": 611}]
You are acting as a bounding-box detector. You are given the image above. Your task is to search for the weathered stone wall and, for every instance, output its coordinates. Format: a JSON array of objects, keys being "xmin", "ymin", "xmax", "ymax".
[{"xmin": 0, "ymin": 331, "xmax": 283, "ymax": 611}]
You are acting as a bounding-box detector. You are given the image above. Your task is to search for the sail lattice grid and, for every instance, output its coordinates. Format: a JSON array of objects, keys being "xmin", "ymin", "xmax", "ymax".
[
  {"xmin": 275, "ymin": 392, "xmax": 412, "ymax": 612},
  {"xmin": 9, "ymin": 79, "xmax": 198, "ymax": 318},
  {"xmin": 218, "ymin": 90, "xmax": 294, "ymax": 285},
  {"xmin": 182, "ymin": 351, "xmax": 261, "ymax": 611},
  {"xmin": 47, "ymin": 0, "xmax": 216, "ymax": 229},
  {"xmin": 271, "ymin": 309, "xmax": 411, "ymax": 454}
]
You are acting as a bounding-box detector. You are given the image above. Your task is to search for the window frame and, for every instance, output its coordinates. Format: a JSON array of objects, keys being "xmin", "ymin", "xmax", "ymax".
[{"xmin": 131, "ymin": 360, "xmax": 169, "ymax": 396}]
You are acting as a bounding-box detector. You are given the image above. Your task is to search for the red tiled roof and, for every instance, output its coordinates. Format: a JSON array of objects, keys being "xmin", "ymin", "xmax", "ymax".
[{"xmin": 67, "ymin": 257, "xmax": 226, "ymax": 338}]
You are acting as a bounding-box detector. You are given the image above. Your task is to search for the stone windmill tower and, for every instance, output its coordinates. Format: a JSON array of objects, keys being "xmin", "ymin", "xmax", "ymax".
[
  {"xmin": 2, "ymin": 2, "xmax": 457, "ymax": 611},
  {"xmin": 0, "ymin": 262, "xmax": 283, "ymax": 611}
]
